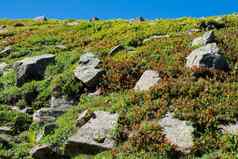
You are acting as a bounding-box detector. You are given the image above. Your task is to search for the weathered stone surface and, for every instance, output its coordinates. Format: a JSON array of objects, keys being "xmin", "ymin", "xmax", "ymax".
[
  {"xmin": 186, "ymin": 43, "xmax": 229, "ymax": 71},
  {"xmin": 50, "ymin": 96, "xmax": 74, "ymax": 108},
  {"xmin": 20, "ymin": 107, "xmax": 34, "ymax": 114},
  {"xmin": 88, "ymin": 88, "xmax": 102, "ymax": 96},
  {"xmin": 159, "ymin": 113, "xmax": 194, "ymax": 154},
  {"xmin": 192, "ymin": 31, "xmax": 216, "ymax": 47},
  {"xmin": 0, "ymin": 126, "xmax": 12, "ymax": 134},
  {"xmin": 14, "ymin": 54, "xmax": 55, "ymax": 86},
  {"xmin": 65, "ymin": 111, "xmax": 118, "ymax": 155},
  {"xmin": 0, "ymin": 63, "xmax": 7, "ymax": 75},
  {"xmin": 108, "ymin": 44, "xmax": 124, "ymax": 56},
  {"xmin": 74, "ymin": 53, "xmax": 104, "ymax": 88},
  {"xmin": 219, "ymin": 123, "xmax": 238, "ymax": 135},
  {"xmin": 34, "ymin": 16, "xmax": 47, "ymax": 21},
  {"xmin": 33, "ymin": 108, "xmax": 65, "ymax": 123},
  {"xmin": 134, "ymin": 70, "xmax": 160, "ymax": 92},
  {"xmin": 30, "ymin": 145, "xmax": 57, "ymax": 159},
  {"xmin": 0, "ymin": 46, "xmax": 12, "ymax": 57}
]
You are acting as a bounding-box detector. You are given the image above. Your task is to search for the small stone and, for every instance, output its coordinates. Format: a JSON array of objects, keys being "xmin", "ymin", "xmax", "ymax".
[
  {"xmin": 34, "ymin": 16, "xmax": 47, "ymax": 21},
  {"xmin": 55, "ymin": 45, "xmax": 67, "ymax": 50},
  {"xmin": 143, "ymin": 35, "xmax": 170, "ymax": 43},
  {"xmin": 50, "ymin": 96, "xmax": 74, "ymax": 108},
  {"xmin": 159, "ymin": 113, "xmax": 194, "ymax": 154},
  {"xmin": 33, "ymin": 108, "xmax": 66, "ymax": 123},
  {"xmin": 219, "ymin": 123, "xmax": 238, "ymax": 135},
  {"xmin": 0, "ymin": 126, "xmax": 12, "ymax": 134},
  {"xmin": 134, "ymin": 70, "xmax": 160, "ymax": 92},
  {"xmin": 76, "ymin": 110, "xmax": 94, "ymax": 128},
  {"xmin": 0, "ymin": 46, "xmax": 12, "ymax": 57},
  {"xmin": 66, "ymin": 21, "xmax": 80, "ymax": 26},
  {"xmin": 0, "ymin": 63, "xmax": 8, "ymax": 75},
  {"xmin": 108, "ymin": 44, "xmax": 124, "ymax": 56}
]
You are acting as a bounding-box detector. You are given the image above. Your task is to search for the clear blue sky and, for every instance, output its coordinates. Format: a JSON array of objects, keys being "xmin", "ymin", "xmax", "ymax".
[{"xmin": 1, "ymin": 0, "xmax": 238, "ymax": 19}]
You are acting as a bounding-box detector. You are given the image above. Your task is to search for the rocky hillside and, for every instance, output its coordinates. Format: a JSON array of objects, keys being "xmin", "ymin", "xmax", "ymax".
[{"xmin": 0, "ymin": 14, "xmax": 237, "ymax": 159}]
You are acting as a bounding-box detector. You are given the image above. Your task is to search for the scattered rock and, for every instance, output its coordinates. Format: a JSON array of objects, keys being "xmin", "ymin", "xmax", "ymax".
[
  {"xmin": 50, "ymin": 96, "xmax": 74, "ymax": 108},
  {"xmin": 33, "ymin": 108, "xmax": 65, "ymax": 123},
  {"xmin": 143, "ymin": 35, "xmax": 170, "ymax": 43},
  {"xmin": 0, "ymin": 25, "xmax": 6, "ymax": 30},
  {"xmin": 55, "ymin": 44, "xmax": 67, "ymax": 50},
  {"xmin": 198, "ymin": 20, "xmax": 225, "ymax": 30},
  {"xmin": 131, "ymin": 17, "xmax": 145, "ymax": 22},
  {"xmin": 219, "ymin": 123, "xmax": 238, "ymax": 135},
  {"xmin": 20, "ymin": 107, "xmax": 34, "ymax": 114},
  {"xmin": 34, "ymin": 16, "xmax": 47, "ymax": 22},
  {"xmin": 186, "ymin": 43, "xmax": 229, "ymax": 72},
  {"xmin": 108, "ymin": 44, "xmax": 124, "ymax": 56},
  {"xmin": 14, "ymin": 54, "xmax": 55, "ymax": 86},
  {"xmin": 134, "ymin": 70, "xmax": 160, "ymax": 92},
  {"xmin": 65, "ymin": 111, "xmax": 118, "ymax": 155},
  {"xmin": 90, "ymin": 17, "xmax": 100, "ymax": 22},
  {"xmin": 0, "ymin": 63, "xmax": 8, "ymax": 75},
  {"xmin": 192, "ymin": 31, "xmax": 216, "ymax": 47},
  {"xmin": 14, "ymin": 22, "xmax": 25, "ymax": 27},
  {"xmin": 0, "ymin": 126, "xmax": 13, "ymax": 134},
  {"xmin": 30, "ymin": 145, "xmax": 58, "ymax": 159},
  {"xmin": 0, "ymin": 46, "xmax": 12, "ymax": 57},
  {"xmin": 159, "ymin": 113, "xmax": 194, "ymax": 154},
  {"xmin": 74, "ymin": 53, "xmax": 104, "ymax": 89},
  {"xmin": 88, "ymin": 87, "xmax": 102, "ymax": 96}
]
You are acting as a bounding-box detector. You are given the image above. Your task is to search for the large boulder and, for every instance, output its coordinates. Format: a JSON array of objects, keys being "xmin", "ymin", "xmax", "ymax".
[
  {"xmin": 33, "ymin": 108, "xmax": 65, "ymax": 123},
  {"xmin": 14, "ymin": 54, "xmax": 55, "ymax": 86},
  {"xmin": 134, "ymin": 70, "xmax": 160, "ymax": 92},
  {"xmin": 192, "ymin": 31, "xmax": 216, "ymax": 47},
  {"xmin": 65, "ymin": 111, "xmax": 118, "ymax": 155},
  {"xmin": 30, "ymin": 145, "xmax": 59, "ymax": 159},
  {"xmin": 186, "ymin": 43, "xmax": 229, "ymax": 72},
  {"xmin": 159, "ymin": 113, "xmax": 194, "ymax": 154},
  {"xmin": 74, "ymin": 53, "xmax": 104, "ymax": 89}
]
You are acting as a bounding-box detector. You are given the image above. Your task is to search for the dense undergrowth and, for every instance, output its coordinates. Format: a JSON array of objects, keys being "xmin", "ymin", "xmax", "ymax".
[{"xmin": 0, "ymin": 14, "xmax": 237, "ymax": 158}]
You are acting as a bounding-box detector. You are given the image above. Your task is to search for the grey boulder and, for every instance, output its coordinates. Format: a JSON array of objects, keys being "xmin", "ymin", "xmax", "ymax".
[
  {"xmin": 33, "ymin": 108, "xmax": 65, "ymax": 123},
  {"xmin": 65, "ymin": 111, "xmax": 118, "ymax": 155},
  {"xmin": 192, "ymin": 31, "xmax": 216, "ymax": 47},
  {"xmin": 159, "ymin": 113, "xmax": 194, "ymax": 154},
  {"xmin": 134, "ymin": 70, "xmax": 160, "ymax": 92},
  {"xmin": 186, "ymin": 43, "xmax": 229, "ymax": 71},
  {"xmin": 14, "ymin": 54, "xmax": 55, "ymax": 86},
  {"xmin": 74, "ymin": 53, "xmax": 104, "ymax": 88}
]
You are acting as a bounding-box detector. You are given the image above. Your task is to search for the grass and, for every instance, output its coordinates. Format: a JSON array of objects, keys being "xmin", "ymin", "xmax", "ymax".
[{"xmin": 0, "ymin": 14, "xmax": 237, "ymax": 158}]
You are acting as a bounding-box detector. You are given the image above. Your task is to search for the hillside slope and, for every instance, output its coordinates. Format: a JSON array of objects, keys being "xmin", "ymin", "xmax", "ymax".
[{"xmin": 0, "ymin": 14, "xmax": 237, "ymax": 159}]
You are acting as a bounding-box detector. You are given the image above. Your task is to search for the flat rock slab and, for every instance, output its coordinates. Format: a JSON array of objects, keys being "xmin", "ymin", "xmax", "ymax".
[
  {"xmin": 14, "ymin": 54, "xmax": 55, "ymax": 86},
  {"xmin": 65, "ymin": 111, "xmax": 118, "ymax": 155},
  {"xmin": 186, "ymin": 43, "xmax": 229, "ymax": 71},
  {"xmin": 159, "ymin": 113, "xmax": 194, "ymax": 154},
  {"xmin": 134, "ymin": 70, "xmax": 160, "ymax": 92}
]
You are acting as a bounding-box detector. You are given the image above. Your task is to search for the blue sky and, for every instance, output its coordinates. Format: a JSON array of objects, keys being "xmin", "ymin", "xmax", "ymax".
[{"xmin": 1, "ymin": 0, "xmax": 238, "ymax": 19}]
